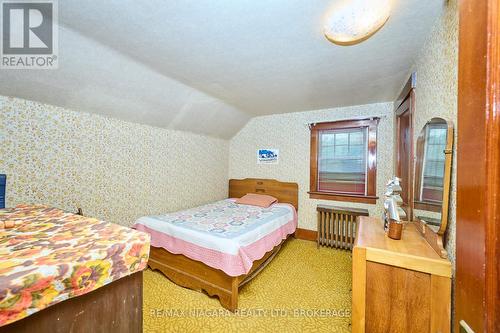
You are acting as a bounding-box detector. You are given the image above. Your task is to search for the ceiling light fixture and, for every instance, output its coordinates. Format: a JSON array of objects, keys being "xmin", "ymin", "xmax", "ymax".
[{"xmin": 323, "ymin": 0, "xmax": 391, "ymax": 46}]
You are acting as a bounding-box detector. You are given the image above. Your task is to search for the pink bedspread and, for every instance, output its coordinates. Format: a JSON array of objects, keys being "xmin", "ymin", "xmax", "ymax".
[{"xmin": 133, "ymin": 199, "xmax": 297, "ymax": 276}]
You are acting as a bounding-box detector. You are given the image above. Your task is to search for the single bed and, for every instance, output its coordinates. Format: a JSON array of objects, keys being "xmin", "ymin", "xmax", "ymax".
[
  {"xmin": 133, "ymin": 178, "xmax": 298, "ymax": 311},
  {"xmin": 0, "ymin": 205, "xmax": 150, "ymax": 332}
]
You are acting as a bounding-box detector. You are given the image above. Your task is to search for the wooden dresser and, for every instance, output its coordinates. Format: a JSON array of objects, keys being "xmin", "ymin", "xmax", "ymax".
[{"xmin": 352, "ymin": 217, "xmax": 451, "ymax": 333}]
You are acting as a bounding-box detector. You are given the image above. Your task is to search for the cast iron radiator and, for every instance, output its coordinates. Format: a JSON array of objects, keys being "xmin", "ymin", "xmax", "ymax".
[{"xmin": 316, "ymin": 205, "xmax": 369, "ymax": 250}]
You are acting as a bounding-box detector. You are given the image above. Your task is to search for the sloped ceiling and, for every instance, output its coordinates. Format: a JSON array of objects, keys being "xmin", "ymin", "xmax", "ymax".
[{"xmin": 0, "ymin": 0, "xmax": 445, "ymax": 138}]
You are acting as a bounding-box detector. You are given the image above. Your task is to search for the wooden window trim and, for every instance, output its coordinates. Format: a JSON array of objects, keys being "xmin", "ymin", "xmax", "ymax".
[
  {"xmin": 308, "ymin": 118, "xmax": 379, "ymax": 204},
  {"xmin": 414, "ymin": 201, "xmax": 442, "ymax": 213},
  {"xmin": 308, "ymin": 192, "xmax": 377, "ymax": 204}
]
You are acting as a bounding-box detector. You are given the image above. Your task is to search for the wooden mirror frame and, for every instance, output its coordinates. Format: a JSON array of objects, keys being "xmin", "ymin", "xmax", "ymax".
[{"xmin": 413, "ymin": 118, "xmax": 454, "ymax": 258}]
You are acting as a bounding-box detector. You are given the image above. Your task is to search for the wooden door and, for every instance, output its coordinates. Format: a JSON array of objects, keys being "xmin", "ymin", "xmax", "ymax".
[
  {"xmin": 395, "ymin": 91, "xmax": 414, "ymax": 220},
  {"xmin": 456, "ymin": 0, "xmax": 500, "ymax": 331}
]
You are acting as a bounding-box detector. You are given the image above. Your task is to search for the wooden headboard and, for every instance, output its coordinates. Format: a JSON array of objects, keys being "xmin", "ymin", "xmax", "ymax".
[{"xmin": 228, "ymin": 178, "xmax": 299, "ymax": 211}]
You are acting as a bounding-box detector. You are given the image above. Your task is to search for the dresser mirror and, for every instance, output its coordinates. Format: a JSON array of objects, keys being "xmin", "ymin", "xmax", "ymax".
[{"xmin": 413, "ymin": 118, "xmax": 453, "ymax": 257}]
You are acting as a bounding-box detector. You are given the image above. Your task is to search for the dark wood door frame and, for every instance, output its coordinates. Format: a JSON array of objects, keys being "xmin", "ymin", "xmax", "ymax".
[
  {"xmin": 456, "ymin": 0, "xmax": 500, "ymax": 332},
  {"xmin": 394, "ymin": 73, "xmax": 416, "ymax": 221}
]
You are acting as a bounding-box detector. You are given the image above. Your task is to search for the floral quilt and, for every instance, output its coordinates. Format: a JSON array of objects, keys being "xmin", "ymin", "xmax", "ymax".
[
  {"xmin": 0, "ymin": 205, "xmax": 150, "ymax": 327},
  {"xmin": 134, "ymin": 199, "xmax": 297, "ymax": 276},
  {"xmin": 146, "ymin": 199, "xmax": 293, "ymax": 238}
]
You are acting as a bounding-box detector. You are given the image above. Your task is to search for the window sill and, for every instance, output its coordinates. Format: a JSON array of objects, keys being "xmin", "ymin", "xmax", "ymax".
[
  {"xmin": 308, "ymin": 191, "xmax": 378, "ymax": 204},
  {"xmin": 414, "ymin": 201, "xmax": 442, "ymax": 213}
]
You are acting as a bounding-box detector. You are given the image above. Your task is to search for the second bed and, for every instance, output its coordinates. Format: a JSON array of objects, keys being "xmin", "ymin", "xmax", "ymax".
[{"xmin": 133, "ymin": 178, "xmax": 298, "ymax": 310}]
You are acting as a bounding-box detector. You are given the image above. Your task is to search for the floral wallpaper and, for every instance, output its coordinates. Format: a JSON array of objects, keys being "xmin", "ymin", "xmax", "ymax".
[
  {"xmin": 229, "ymin": 103, "xmax": 394, "ymax": 231},
  {"xmin": 410, "ymin": 0, "xmax": 458, "ymax": 266},
  {"xmin": 0, "ymin": 0, "xmax": 458, "ymax": 268},
  {"xmin": 0, "ymin": 96, "xmax": 229, "ymax": 227}
]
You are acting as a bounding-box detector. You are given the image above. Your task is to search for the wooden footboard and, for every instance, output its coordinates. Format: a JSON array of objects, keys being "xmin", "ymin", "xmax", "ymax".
[
  {"xmin": 148, "ymin": 239, "xmax": 286, "ymax": 311},
  {"xmin": 148, "ymin": 247, "xmax": 240, "ymax": 311}
]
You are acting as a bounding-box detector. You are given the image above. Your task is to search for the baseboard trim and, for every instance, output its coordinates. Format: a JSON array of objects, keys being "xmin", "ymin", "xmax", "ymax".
[{"xmin": 295, "ymin": 228, "xmax": 317, "ymax": 242}]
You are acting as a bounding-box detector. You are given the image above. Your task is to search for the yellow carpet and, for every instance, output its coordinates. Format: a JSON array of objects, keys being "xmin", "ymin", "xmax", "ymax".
[{"xmin": 143, "ymin": 239, "xmax": 352, "ymax": 333}]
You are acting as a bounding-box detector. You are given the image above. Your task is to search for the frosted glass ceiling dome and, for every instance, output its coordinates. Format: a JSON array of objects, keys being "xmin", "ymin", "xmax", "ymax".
[{"xmin": 324, "ymin": 0, "xmax": 391, "ymax": 46}]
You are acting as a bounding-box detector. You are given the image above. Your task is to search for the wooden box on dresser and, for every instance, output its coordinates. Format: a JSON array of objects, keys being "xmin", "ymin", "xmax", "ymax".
[{"xmin": 352, "ymin": 216, "xmax": 452, "ymax": 333}]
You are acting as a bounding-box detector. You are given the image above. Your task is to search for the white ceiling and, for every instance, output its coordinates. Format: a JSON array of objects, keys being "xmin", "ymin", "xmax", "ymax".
[{"xmin": 0, "ymin": 0, "xmax": 445, "ymax": 138}]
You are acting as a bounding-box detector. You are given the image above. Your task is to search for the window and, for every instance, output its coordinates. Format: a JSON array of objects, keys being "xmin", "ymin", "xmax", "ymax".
[{"xmin": 309, "ymin": 119, "xmax": 379, "ymax": 204}]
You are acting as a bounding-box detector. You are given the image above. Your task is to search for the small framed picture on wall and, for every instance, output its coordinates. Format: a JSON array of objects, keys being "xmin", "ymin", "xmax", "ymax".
[{"xmin": 257, "ymin": 149, "xmax": 279, "ymax": 164}]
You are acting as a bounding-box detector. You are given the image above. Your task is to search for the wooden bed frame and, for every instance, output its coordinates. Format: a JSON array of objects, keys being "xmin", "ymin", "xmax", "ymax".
[
  {"xmin": 0, "ymin": 271, "xmax": 143, "ymax": 333},
  {"xmin": 148, "ymin": 178, "xmax": 299, "ymax": 311}
]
